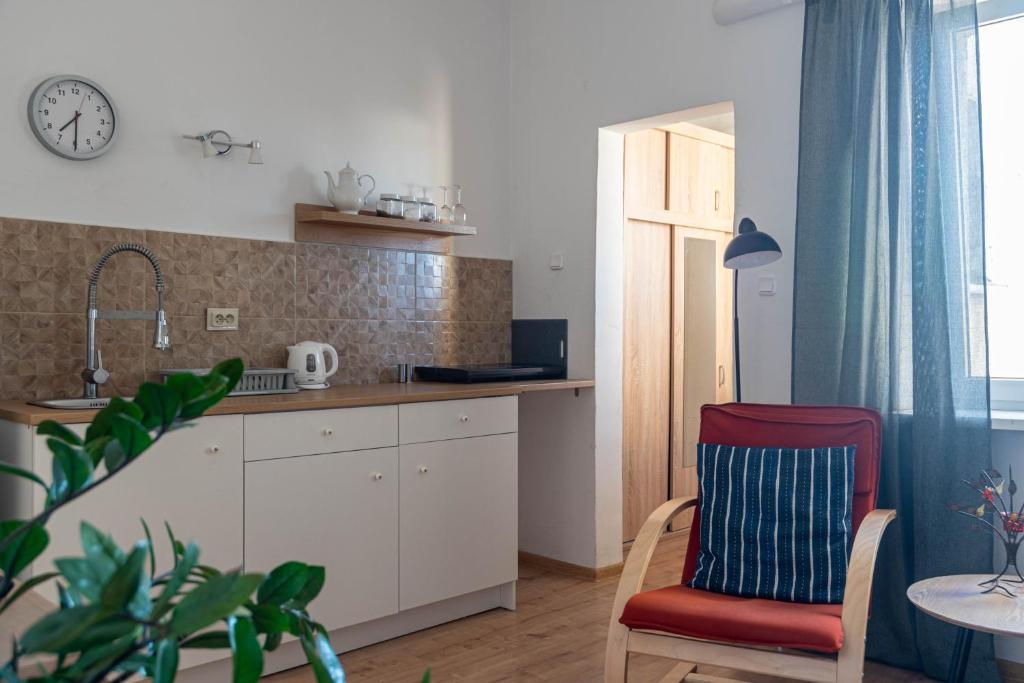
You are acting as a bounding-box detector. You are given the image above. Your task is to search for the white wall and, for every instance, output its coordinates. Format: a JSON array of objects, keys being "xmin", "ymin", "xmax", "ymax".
[
  {"xmin": 0, "ymin": 0, "xmax": 511, "ymax": 259},
  {"xmin": 509, "ymin": 0, "xmax": 804, "ymax": 567}
]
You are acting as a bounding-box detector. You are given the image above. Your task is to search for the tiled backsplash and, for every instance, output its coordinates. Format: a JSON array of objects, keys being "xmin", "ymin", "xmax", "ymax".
[{"xmin": 0, "ymin": 217, "xmax": 512, "ymax": 400}]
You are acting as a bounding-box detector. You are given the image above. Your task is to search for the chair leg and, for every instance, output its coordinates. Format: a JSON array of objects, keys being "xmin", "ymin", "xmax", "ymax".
[{"xmin": 604, "ymin": 622, "xmax": 630, "ymax": 682}]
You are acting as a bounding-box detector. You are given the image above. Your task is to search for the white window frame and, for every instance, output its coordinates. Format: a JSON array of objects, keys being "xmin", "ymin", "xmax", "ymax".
[{"xmin": 980, "ymin": 0, "xmax": 1024, "ymax": 409}]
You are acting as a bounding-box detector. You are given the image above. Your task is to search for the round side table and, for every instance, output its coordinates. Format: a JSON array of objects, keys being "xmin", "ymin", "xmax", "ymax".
[{"xmin": 908, "ymin": 574, "xmax": 1024, "ymax": 683}]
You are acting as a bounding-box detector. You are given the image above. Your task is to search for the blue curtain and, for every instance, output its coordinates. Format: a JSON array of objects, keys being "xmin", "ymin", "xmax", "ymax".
[{"xmin": 792, "ymin": 0, "xmax": 994, "ymax": 680}]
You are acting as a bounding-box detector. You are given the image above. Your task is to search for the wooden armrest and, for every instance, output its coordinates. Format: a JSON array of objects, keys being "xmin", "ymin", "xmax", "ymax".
[
  {"xmin": 837, "ymin": 508, "xmax": 896, "ymax": 679},
  {"xmin": 610, "ymin": 496, "xmax": 698, "ymax": 621}
]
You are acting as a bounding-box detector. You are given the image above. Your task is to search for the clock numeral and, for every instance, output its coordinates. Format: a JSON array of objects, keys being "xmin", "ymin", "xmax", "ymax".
[
  {"xmin": 99, "ymin": 119, "xmax": 106, "ymax": 125},
  {"xmin": 96, "ymin": 106, "xmax": 102, "ymax": 112},
  {"xmin": 85, "ymin": 138, "xmax": 91, "ymax": 145},
  {"xmin": 47, "ymin": 97, "xmax": 56, "ymax": 104},
  {"xmin": 46, "ymin": 123, "xmax": 52, "ymax": 129},
  {"xmin": 71, "ymin": 87, "xmax": 79, "ymax": 95},
  {"xmin": 56, "ymin": 88, "xmax": 65, "ymax": 96}
]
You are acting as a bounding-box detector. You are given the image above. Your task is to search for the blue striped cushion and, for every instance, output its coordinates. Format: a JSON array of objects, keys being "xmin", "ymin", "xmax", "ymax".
[{"xmin": 689, "ymin": 443, "xmax": 857, "ymax": 604}]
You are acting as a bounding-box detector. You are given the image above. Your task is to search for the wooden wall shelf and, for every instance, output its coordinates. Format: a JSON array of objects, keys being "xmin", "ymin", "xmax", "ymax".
[{"xmin": 294, "ymin": 203, "xmax": 477, "ymax": 254}]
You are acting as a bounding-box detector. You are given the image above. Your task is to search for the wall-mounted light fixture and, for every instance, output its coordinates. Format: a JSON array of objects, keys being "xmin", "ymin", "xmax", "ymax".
[{"xmin": 182, "ymin": 130, "xmax": 263, "ymax": 164}]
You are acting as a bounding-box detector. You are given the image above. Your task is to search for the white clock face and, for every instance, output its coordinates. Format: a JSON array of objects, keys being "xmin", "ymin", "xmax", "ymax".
[{"xmin": 28, "ymin": 75, "xmax": 117, "ymax": 160}]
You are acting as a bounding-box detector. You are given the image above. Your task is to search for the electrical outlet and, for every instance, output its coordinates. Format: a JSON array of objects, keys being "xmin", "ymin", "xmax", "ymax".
[{"xmin": 206, "ymin": 307, "xmax": 240, "ymax": 331}]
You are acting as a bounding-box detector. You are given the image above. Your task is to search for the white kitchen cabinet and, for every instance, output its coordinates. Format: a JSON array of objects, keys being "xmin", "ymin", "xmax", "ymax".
[
  {"xmin": 399, "ymin": 432, "xmax": 517, "ymax": 610},
  {"xmin": 32, "ymin": 415, "xmax": 244, "ymax": 576},
  {"xmin": 244, "ymin": 447, "xmax": 399, "ymax": 631}
]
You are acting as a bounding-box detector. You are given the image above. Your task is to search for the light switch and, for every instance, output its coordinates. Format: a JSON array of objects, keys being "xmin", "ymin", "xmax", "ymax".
[
  {"xmin": 757, "ymin": 276, "xmax": 776, "ymax": 296},
  {"xmin": 549, "ymin": 253, "xmax": 564, "ymax": 270}
]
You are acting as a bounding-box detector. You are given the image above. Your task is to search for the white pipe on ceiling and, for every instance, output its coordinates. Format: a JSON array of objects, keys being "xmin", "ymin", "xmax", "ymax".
[{"xmin": 713, "ymin": 0, "xmax": 804, "ymax": 25}]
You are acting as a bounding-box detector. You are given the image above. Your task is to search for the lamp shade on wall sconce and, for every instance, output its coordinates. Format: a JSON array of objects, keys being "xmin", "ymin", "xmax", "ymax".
[
  {"xmin": 724, "ymin": 217, "xmax": 782, "ymax": 269},
  {"xmin": 200, "ymin": 134, "xmax": 220, "ymax": 159},
  {"xmin": 248, "ymin": 140, "xmax": 263, "ymax": 165},
  {"xmin": 722, "ymin": 217, "xmax": 782, "ymax": 403}
]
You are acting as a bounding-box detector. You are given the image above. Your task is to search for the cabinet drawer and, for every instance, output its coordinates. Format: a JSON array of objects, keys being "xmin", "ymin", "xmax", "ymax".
[
  {"xmin": 399, "ymin": 396, "xmax": 517, "ymax": 444},
  {"xmin": 244, "ymin": 405, "xmax": 397, "ymax": 461}
]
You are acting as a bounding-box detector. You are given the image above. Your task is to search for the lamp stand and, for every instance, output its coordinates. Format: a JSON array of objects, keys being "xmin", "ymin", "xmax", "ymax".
[{"xmin": 733, "ymin": 268, "xmax": 741, "ymax": 403}]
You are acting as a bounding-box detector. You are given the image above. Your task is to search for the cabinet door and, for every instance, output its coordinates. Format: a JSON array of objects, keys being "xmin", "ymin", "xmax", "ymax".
[
  {"xmin": 33, "ymin": 415, "xmax": 243, "ymax": 575},
  {"xmin": 622, "ymin": 220, "xmax": 671, "ymax": 542},
  {"xmin": 399, "ymin": 434, "xmax": 517, "ymax": 610},
  {"xmin": 244, "ymin": 448, "xmax": 398, "ymax": 631}
]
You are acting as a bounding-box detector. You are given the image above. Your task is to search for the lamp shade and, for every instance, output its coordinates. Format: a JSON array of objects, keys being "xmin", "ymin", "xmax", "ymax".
[
  {"xmin": 723, "ymin": 217, "xmax": 782, "ymax": 269},
  {"xmin": 248, "ymin": 140, "xmax": 263, "ymax": 165}
]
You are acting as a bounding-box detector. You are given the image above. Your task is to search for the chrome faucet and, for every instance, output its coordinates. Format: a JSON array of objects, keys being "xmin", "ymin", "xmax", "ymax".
[{"xmin": 83, "ymin": 243, "xmax": 170, "ymax": 398}]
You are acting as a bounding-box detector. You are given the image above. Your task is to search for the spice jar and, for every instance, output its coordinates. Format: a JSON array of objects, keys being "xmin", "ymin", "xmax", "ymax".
[
  {"xmin": 401, "ymin": 195, "xmax": 420, "ymax": 221},
  {"xmin": 377, "ymin": 193, "xmax": 402, "ymax": 218}
]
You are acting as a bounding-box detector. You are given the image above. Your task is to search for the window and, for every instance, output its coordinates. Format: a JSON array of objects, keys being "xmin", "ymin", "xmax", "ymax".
[{"xmin": 979, "ymin": 0, "xmax": 1024, "ymax": 407}]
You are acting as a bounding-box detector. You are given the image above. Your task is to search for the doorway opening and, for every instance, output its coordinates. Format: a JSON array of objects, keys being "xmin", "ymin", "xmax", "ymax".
[{"xmin": 617, "ymin": 105, "xmax": 736, "ymax": 543}]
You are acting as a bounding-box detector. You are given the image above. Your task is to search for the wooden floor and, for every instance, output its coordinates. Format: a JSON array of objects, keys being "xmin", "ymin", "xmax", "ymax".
[{"xmin": 266, "ymin": 533, "xmax": 931, "ymax": 682}]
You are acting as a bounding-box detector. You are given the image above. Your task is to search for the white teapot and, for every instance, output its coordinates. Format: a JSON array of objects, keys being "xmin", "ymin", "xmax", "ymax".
[{"xmin": 324, "ymin": 162, "xmax": 376, "ymax": 214}]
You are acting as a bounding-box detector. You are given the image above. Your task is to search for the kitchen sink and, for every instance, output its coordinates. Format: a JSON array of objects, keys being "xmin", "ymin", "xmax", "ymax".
[{"xmin": 28, "ymin": 397, "xmax": 121, "ymax": 410}]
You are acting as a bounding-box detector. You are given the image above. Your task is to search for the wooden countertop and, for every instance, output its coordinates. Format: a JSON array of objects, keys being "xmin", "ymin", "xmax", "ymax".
[{"xmin": 0, "ymin": 379, "xmax": 596, "ymax": 425}]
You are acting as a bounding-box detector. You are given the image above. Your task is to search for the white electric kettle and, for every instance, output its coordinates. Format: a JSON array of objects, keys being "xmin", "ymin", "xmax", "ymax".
[{"xmin": 287, "ymin": 341, "xmax": 339, "ymax": 389}]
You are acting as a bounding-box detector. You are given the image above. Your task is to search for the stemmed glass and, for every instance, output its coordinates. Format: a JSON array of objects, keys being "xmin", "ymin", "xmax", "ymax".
[
  {"xmin": 452, "ymin": 185, "xmax": 467, "ymax": 226},
  {"xmin": 438, "ymin": 186, "xmax": 452, "ymax": 224}
]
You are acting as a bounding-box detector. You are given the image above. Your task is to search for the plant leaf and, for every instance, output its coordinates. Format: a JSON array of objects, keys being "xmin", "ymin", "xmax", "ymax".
[
  {"xmin": 311, "ymin": 630, "xmax": 346, "ymax": 683},
  {"xmin": 85, "ymin": 397, "xmax": 144, "ymax": 443},
  {"xmin": 0, "ymin": 520, "xmax": 49, "ymax": 579},
  {"xmin": 38, "ymin": 420, "xmax": 83, "ymax": 446},
  {"xmin": 168, "ymin": 572, "xmax": 263, "ymax": 637},
  {"xmin": 250, "ymin": 604, "xmax": 289, "ymax": 634},
  {"xmin": 100, "ymin": 543, "xmax": 148, "ymax": 612},
  {"xmin": 135, "ymin": 382, "xmax": 182, "ymax": 433},
  {"xmin": 421, "ymin": 668, "xmax": 431, "ymax": 683},
  {"xmin": 229, "ymin": 616, "xmax": 264, "ymax": 683},
  {"xmin": 0, "ymin": 572, "xmax": 59, "ymax": 617},
  {"xmin": 290, "ymin": 565, "xmax": 326, "ymax": 608},
  {"xmin": 18, "ymin": 604, "xmax": 103, "ymax": 654},
  {"xmin": 263, "ymin": 631, "xmax": 282, "ymax": 652},
  {"xmin": 141, "ymin": 519, "xmax": 157, "ymax": 579},
  {"xmin": 80, "ymin": 521, "xmax": 125, "ymax": 565},
  {"xmin": 153, "ymin": 541, "xmax": 198, "ymax": 618},
  {"xmin": 48, "ymin": 440, "xmax": 93, "ymax": 504},
  {"xmin": 154, "ymin": 638, "xmax": 179, "ymax": 683},
  {"xmin": 258, "ymin": 561, "xmax": 309, "ymax": 605},
  {"xmin": 55, "ymin": 557, "xmax": 112, "ymax": 603},
  {"xmin": 111, "ymin": 414, "xmax": 153, "ymax": 460},
  {"xmin": 0, "ymin": 461, "xmax": 48, "ymax": 489}
]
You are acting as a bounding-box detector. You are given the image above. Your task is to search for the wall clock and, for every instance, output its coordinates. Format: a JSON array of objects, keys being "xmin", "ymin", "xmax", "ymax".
[{"xmin": 27, "ymin": 75, "xmax": 118, "ymax": 160}]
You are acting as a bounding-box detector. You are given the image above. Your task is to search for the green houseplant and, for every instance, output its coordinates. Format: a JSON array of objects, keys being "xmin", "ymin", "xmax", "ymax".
[{"xmin": 0, "ymin": 359, "xmax": 347, "ymax": 682}]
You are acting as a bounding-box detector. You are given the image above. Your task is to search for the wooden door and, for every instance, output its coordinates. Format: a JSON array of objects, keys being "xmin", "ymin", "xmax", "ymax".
[
  {"xmin": 399, "ymin": 433, "xmax": 517, "ymax": 610},
  {"xmin": 622, "ymin": 220, "xmax": 671, "ymax": 542},
  {"xmin": 244, "ymin": 447, "xmax": 399, "ymax": 632}
]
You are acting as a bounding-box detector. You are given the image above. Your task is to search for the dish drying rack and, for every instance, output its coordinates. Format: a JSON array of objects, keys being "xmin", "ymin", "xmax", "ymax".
[{"xmin": 159, "ymin": 368, "xmax": 299, "ymax": 396}]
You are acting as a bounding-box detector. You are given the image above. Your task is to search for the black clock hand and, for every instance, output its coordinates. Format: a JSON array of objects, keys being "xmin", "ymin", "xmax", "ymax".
[
  {"xmin": 59, "ymin": 111, "xmax": 79, "ymax": 132},
  {"xmin": 73, "ymin": 114, "xmax": 78, "ymax": 151}
]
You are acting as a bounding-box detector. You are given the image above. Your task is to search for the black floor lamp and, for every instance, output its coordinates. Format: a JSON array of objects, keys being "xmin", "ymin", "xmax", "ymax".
[{"xmin": 723, "ymin": 217, "xmax": 782, "ymax": 402}]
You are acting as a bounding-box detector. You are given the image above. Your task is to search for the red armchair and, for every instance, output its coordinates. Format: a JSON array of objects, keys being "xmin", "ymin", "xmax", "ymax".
[{"xmin": 605, "ymin": 403, "xmax": 895, "ymax": 683}]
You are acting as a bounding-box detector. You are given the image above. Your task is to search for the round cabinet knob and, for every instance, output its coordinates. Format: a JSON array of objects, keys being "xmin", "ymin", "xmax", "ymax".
[
  {"xmin": 371, "ymin": 472, "xmax": 384, "ymax": 481},
  {"xmin": 207, "ymin": 445, "xmax": 221, "ymax": 455},
  {"xmin": 418, "ymin": 466, "xmax": 429, "ymax": 474},
  {"xmin": 458, "ymin": 414, "xmax": 469, "ymax": 423},
  {"xmin": 322, "ymin": 427, "xmax": 334, "ymax": 437}
]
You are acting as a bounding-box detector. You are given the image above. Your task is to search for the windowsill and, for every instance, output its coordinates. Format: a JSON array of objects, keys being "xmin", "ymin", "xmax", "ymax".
[{"xmin": 993, "ymin": 410, "xmax": 1024, "ymax": 431}]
